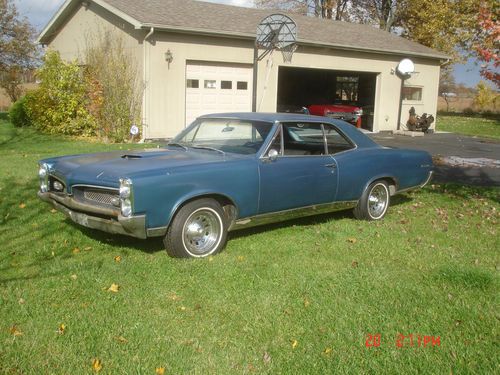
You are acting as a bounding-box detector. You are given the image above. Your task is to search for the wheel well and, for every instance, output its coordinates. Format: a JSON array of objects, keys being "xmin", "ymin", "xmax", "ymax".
[
  {"xmin": 376, "ymin": 177, "xmax": 397, "ymax": 196},
  {"xmin": 175, "ymin": 194, "xmax": 238, "ymax": 223}
]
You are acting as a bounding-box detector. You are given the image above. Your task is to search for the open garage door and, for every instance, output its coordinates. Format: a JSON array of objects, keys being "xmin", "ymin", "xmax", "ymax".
[
  {"xmin": 277, "ymin": 67, "xmax": 378, "ymax": 131},
  {"xmin": 185, "ymin": 61, "xmax": 253, "ymax": 126}
]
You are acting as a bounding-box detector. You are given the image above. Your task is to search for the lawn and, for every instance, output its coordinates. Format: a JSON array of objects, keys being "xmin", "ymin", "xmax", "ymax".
[
  {"xmin": 1, "ymin": 119, "xmax": 498, "ymax": 374},
  {"xmin": 436, "ymin": 114, "xmax": 500, "ymax": 139}
]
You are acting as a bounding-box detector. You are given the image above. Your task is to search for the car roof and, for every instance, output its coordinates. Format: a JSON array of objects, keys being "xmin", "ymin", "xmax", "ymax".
[{"xmin": 198, "ymin": 112, "xmax": 380, "ymax": 149}]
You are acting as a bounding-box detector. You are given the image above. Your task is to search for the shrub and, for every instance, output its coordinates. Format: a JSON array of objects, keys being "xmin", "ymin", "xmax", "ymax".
[
  {"xmin": 24, "ymin": 51, "xmax": 97, "ymax": 136},
  {"xmin": 463, "ymin": 107, "xmax": 475, "ymax": 115},
  {"xmin": 84, "ymin": 29, "xmax": 142, "ymax": 142},
  {"xmin": 8, "ymin": 95, "xmax": 30, "ymax": 127}
]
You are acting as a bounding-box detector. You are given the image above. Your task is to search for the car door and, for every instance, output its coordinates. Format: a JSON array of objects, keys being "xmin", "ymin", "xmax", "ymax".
[{"xmin": 258, "ymin": 122, "xmax": 338, "ymax": 214}]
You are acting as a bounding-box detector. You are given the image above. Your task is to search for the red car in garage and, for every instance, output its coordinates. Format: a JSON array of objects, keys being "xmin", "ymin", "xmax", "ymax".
[{"xmin": 307, "ymin": 101, "xmax": 363, "ymax": 128}]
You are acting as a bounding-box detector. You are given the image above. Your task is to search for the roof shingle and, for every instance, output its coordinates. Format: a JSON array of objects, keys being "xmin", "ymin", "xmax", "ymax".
[{"xmin": 45, "ymin": 0, "xmax": 449, "ymax": 60}]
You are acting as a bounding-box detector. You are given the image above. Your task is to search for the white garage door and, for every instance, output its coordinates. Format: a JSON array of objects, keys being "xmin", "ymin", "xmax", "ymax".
[{"xmin": 185, "ymin": 62, "xmax": 253, "ymax": 126}]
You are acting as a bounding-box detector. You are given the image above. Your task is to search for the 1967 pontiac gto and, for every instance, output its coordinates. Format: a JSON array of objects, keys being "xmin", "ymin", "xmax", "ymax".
[{"xmin": 38, "ymin": 113, "xmax": 433, "ymax": 258}]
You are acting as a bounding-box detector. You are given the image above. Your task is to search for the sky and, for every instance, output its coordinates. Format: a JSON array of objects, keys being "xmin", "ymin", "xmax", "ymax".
[{"xmin": 14, "ymin": 0, "xmax": 483, "ymax": 88}]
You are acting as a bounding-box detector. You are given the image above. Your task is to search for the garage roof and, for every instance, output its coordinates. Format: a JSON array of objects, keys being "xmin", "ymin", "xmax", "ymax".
[{"xmin": 39, "ymin": 0, "xmax": 448, "ymax": 60}]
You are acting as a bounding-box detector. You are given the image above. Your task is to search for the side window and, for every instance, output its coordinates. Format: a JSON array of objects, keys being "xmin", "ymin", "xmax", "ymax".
[
  {"xmin": 323, "ymin": 124, "xmax": 354, "ymax": 154},
  {"xmin": 283, "ymin": 123, "xmax": 325, "ymax": 156}
]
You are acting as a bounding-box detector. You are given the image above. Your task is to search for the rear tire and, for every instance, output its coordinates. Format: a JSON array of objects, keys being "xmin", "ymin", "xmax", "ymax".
[
  {"xmin": 353, "ymin": 181, "xmax": 390, "ymax": 220},
  {"xmin": 164, "ymin": 198, "xmax": 228, "ymax": 258}
]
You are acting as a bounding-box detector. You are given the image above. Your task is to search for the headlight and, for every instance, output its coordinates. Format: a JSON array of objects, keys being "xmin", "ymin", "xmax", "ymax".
[
  {"xmin": 39, "ymin": 163, "xmax": 49, "ymax": 193},
  {"xmin": 353, "ymin": 109, "xmax": 363, "ymax": 116},
  {"xmin": 119, "ymin": 178, "xmax": 133, "ymax": 217}
]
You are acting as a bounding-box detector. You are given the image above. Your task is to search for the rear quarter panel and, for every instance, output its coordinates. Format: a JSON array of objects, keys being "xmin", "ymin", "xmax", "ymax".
[{"xmin": 334, "ymin": 147, "xmax": 433, "ymax": 201}]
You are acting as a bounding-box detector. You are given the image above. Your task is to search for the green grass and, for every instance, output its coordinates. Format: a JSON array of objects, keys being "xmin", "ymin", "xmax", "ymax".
[
  {"xmin": 1, "ymin": 121, "xmax": 499, "ymax": 374},
  {"xmin": 437, "ymin": 114, "xmax": 500, "ymax": 139}
]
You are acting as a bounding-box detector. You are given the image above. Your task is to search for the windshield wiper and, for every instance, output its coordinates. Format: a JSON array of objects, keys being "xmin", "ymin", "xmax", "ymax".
[
  {"xmin": 167, "ymin": 142, "xmax": 188, "ymax": 151},
  {"xmin": 192, "ymin": 144, "xmax": 225, "ymax": 155}
]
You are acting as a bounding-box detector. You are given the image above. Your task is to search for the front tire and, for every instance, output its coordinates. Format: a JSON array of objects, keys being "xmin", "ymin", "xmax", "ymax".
[
  {"xmin": 164, "ymin": 198, "xmax": 228, "ymax": 258},
  {"xmin": 353, "ymin": 181, "xmax": 390, "ymax": 220}
]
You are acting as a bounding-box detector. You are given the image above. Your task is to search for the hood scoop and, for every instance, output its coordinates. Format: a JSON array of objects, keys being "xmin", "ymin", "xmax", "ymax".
[{"xmin": 121, "ymin": 154, "xmax": 142, "ymax": 159}]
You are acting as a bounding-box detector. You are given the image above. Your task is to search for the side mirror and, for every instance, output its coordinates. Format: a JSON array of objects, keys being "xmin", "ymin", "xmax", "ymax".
[{"xmin": 267, "ymin": 148, "xmax": 279, "ymax": 161}]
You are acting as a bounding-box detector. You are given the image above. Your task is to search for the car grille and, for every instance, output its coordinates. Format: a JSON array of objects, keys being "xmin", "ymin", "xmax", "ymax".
[
  {"xmin": 84, "ymin": 189, "xmax": 116, "ymax": 205},
  {"xmin": 72, "ymin": 187, "xmax": 119, "ymax": 209}
]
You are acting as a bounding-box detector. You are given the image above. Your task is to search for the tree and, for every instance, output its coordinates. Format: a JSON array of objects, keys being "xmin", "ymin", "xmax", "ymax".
[
  {"xmin": 473, "ymin": 81, "xmax": 497, "ymax": 111},
  {"xmin": 256, "ymin": 0, "xmax": 350, "ymax": 20},
  {"xmin": 439, "ymin": 68, "xmax": 457, "ymax": 112},
  {"xmin": 473, "ymin": 1, "xmax": 499, "ymax": 88},
  {"xmin": 0, "ymin": 0, "xmax": 38, "ymax": 102},
  {"xmin": 350, "ymin": 0, "xmax": 402, "ymax": 31},
  {"xmin": 398, "ymin": 0, "xmax": 478, "ymax": 63}
]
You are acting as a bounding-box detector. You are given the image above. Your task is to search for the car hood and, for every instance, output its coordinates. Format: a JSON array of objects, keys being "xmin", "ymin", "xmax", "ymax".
[{"xmin": 41, "ymin": 148, "xmax": 234, "ymax": 188}]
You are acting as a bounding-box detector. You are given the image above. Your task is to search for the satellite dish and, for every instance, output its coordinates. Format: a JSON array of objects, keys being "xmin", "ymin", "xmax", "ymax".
[
  {"xmin": 397, "ymin": 58, "xmax": 415, "ymax": 78},
  {"xmin": 256, "ymin": 14, "xmax": 297, "ymax": 62}
]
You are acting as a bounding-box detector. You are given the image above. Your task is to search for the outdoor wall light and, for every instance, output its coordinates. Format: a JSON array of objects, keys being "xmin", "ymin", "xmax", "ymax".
[{"xmin": 165, "ymin": 49, "xmax": 173, "ymax": 68}]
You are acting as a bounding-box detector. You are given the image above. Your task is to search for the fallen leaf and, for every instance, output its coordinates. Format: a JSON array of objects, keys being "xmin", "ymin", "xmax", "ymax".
[
  {"xmin": 50, "ymin": 209, "xmax": 57, "ymax": 213},
  {"xmin": 51, "ymin": 251, "xmax": 55, "ymax": 257},
  {"xmin": 263, "ymin": 351, "xmax": 271, "ymax": 364},
  {"xmin": 92, "ymin": 358, "xmax": 102, "ymax": 372},
  {"xmin": 448, "ymin": 293, "xmax": 453, "ymax": 300},
  {"xmin": 56, "ymin": 323, "xmax": 66, "ymax": 335},
  {"xmin": 108, "ymin": 283, "xmax": 120, "ymax": 293},
  {"xmin": 291, "ymin": 339, "xmax": 298, "ymax": 349},
  {"xmin": 168, "ymin": 293, "xmax": 181, "ymax": 301},
  {"xmin": 19, "ymin": 203, "xmax": 26, "ymax": 209},
  {"xmin": 323, "ymin": 347, "xmax": 333, "ymax": 355},
  {"xmin": 237, "ymin": 256, "xmax": 245, "ymax": 262},
  {"xmin": 155, "ymin": 368, "xmax": 165, "ymax": 375},
  {"xmin": 114, "ymin": 255, "xmax": 121, "ymax": 263},
  {"xmin": 72, "ymin": 247, "xmax": 80, "ymax": 254},
  {"xmin": 70, "ymin": 274, "xmax": 77, "ymax": 280},
  {"xmin": 351, "ymin": 261, "xmax": 359, "ymax": 268},
  {"xmin": 347, "ymin": 238, "xmax": 357, "ymax": 244},
  {"xmin": 18, "ymin": 298, "xmax": 25, "ymax": 305},
  {"xmin": 10, "ymin": 325, "xmax": 22, "ymax": 336},
  {"xmin": 114, "ymin": 335, "xmax": 128, "ymax": 343},
  {"xmin": 84, "ymin": 246, "xmax": 92, "ymax": 251},
  {"xmin": 208, "ymin": 256, "xmax": 214, "ymax": 262},
  {"xmin": 303, "ymin": 298, "xmax": 310, "ymax": 308}
]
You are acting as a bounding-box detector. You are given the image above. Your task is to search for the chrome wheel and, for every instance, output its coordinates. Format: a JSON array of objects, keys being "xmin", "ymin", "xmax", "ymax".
[
  {"xmin": 182, "ymin": 207, "xmax": 223, "ymax": 256},
  {"xmin": 367, "ymin": 183, "xmax": 389, "ymax": 219}
]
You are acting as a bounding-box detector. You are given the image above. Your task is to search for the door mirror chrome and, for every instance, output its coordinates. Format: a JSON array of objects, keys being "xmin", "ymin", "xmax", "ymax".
[{"xmin": 267, "ymin": 149, "xmax": 279, "ymax": 161}]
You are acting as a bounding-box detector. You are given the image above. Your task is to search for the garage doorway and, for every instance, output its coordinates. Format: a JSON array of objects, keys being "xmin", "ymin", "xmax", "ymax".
[
  {"xmin": 185, "ymin": 61, "xmax": 253, "ymax": 126},
  {"xmin": 277, "ymin": 67, "xmax": 378, "ymax": 131}
]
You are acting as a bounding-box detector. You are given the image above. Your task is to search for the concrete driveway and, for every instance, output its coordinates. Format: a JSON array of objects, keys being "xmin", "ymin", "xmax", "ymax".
[{"xmin": 369, "ymin": 132, "xmax": 500, "ymax": 187}]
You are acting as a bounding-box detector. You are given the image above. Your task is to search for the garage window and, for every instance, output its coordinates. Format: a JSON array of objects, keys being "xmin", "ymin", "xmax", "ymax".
[
  {"xmin": 186, "ymin": 79, "xmax": 199, "ymax": 88},
  {"xmin": 237, "ymin": 81, "xmax": 248, "ymax": 90},
  {"xmin": 221, "ymin": 80, "xmax": 232, "ymax": 89},
  {"xmin": 336, "ymin": 76, "xmax": 359, "ymax": 101},
  {"xmin": 403, "ymin": 86, "xmax": 422, "ymax": 101},
  {"xmin": 204, "ymin": 80, "xmax": 216, "ymax": 89}
]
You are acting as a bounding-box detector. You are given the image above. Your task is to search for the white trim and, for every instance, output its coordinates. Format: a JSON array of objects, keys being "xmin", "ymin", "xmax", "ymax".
[{"xmin": 38, "ymin": 0, "xmax": 142, "ymax": 44}]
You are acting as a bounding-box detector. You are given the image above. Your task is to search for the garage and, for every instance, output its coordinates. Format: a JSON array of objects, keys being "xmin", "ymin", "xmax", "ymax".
[
  {"xmin": 185, "ymin": 61, "xmax": 253, "ymax": 126},
  {"xmin": 276, "ymin": 67, "xmax": 378, "ymax": 131}
]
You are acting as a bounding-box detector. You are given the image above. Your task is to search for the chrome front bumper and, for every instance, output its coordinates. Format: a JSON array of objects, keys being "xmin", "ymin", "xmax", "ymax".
[{"xmin": 38, "ymin": 191, "xmax": 147, "ymax": 239}]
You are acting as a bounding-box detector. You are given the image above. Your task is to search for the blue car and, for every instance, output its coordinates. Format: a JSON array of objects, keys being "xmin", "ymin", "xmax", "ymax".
[{"xmin": 38, "ymin": 113, "xmax": 433, "ymax": 258}]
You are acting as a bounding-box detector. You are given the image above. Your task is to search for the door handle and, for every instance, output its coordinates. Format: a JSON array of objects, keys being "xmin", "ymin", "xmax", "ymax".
[{"xmin": 324, "ymin": 163, "xmax": 337, "ymax": 168}]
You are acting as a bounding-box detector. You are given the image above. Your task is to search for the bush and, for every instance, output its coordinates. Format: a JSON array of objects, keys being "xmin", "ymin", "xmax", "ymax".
[
  {"xmin": 8, "ymin": 95, "xmax": 31, "ymax": 127},
  {"xmin": 463, "ymin": 107, "xmax": 475, "ymax": 115},
  {"xmin": 24, "ymin": 50, "xmax": 97, "ymax": 137}
]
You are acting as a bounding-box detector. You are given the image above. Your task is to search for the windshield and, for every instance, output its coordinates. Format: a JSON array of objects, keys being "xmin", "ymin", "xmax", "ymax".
[{"xmin": 171, "ymin": 118, "xmax": 273, "ymax": 155}]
